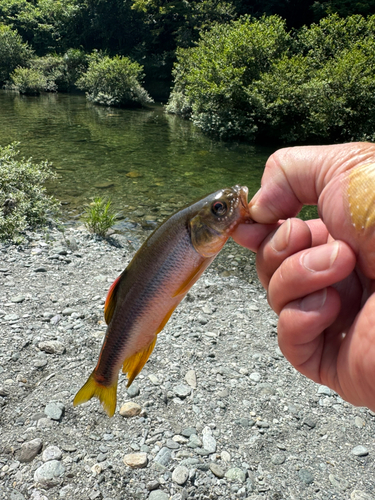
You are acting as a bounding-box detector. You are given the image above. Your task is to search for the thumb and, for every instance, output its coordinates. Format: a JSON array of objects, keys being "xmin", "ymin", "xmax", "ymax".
[{"xmin": 250, "ymin": 142, "xmax": 375, "ymax": 278}]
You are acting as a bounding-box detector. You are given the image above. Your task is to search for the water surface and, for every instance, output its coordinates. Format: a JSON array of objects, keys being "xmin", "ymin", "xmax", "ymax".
[{"xmin": 0, "ymin": 91, "xmax": 274, "ymax": 227}]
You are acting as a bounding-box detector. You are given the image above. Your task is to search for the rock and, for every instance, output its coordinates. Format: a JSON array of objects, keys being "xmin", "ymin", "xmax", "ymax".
[
  {"xmin": 210, "ymin": 462, "xmax": 225, "ymax": 478},
  {"xmin": 174, "ymin": 384, "xmax": 191, "ymax": 398},
  {"xmin": 154, "ymin": 447, "xmax": 171, "ymax": 466},
  {"xmin": 34, "ymin": 460, "xmax": 65, "ymax": 488},
  {"xmin": 181, "ymin": 427, "xmax": 196, "ymax": 437},
  {"xmin": 225, "ymin": 468, "xmax": 246, "ymax": 483},
  {"xmin": 271, "ymin": 453, "xmax": 285, "ymax": 465},
  {"xmin": 4, "ymin": 314, "xmax": 19, "ymax": 321},
  {"xmin": 148, "ymin": 491, "xmax": 169, "ymax": 500},
  {"xmin": 126, "ymin": 171, "xmax": 143, "ymax": 178},
  {"xmin": 352, "ymin": 445, "xmax": 369, "ymax": 456},
  {"xmin": 202, "ymin": 433, "xmax": 217, "ymax": 454},
  {"xmin": 172, "ymin": 465, "xmax": 189, "ymax": 485},
  {"xmin": 42, "ymin": 445, "xmax": 62, "ymax": 462},
  {"xmin": 351, "ymin": 490, "xmax": 374, "ymax": 500},
  {"xmin": 44, "ymin": 401, "xmax": 65, "ymax": 420},
  {"xmin": 329, "ymin": 474, "xmax": 349, "ymax": 491},
  {"xmin": 119, "ymin": 401, "xmax": 142, "ymax": 418},
  {"xmin": 10, "ymin": 295, "xmax": 25, "ymax": 303},
  {"xmin": 147, "ymin": 480, "xmax": 160, "ymax": 491},
  {"xmin": 18, "ymin": 438, "xmax": 43, "ymax": 463},
  {"xmin": 355, "ymin": 417, "xmax": 365, "ymax": 428},
  {"xmin": 166, "ymin": 439, "xmax": 179, "ymax": 449},
  {"xmin": 185, "ymin": 370, "xmax": 197, "ymax": 389},
  {"xmin": 249, "ymin": 372, "xmax": 261, "ymax": 382},
  {"xmin": 10, "ymin": 490, "xmax": 26, "ymax": 500},
  {"xmin": 127, "ymin": 383, "xmax": 140, "ymax": 398},
  {"xmin": 123, "ymin": 452, "xmax": 148, "ymax": 468},
  {"xmin": 148, "ymin": 374, "xmax": 160, "ymax": 385},
  {"xmin": 62, "ymin": 307, "xmax": 75, "ymax": 316},
  {"xmin": 188, "ymin": 434, "xmax": 202, "ymax": 448},
  {"xmin": 221, "ymin": 450, "xmax": 231, "ymax": 462},
  {"xmin": 38, "ymin": 341, "xmax": 65, "ymax": 354},
  {"xmin": 303, "ymin": 416, "xmax": 317, "ymax": 429},
  {"xmin": 317, "ymin": 385, "xmax": 331, "ymax": 395},
  {"xmin": 298, "ymin": 469, "xmax": 314, "ymax": 484}
]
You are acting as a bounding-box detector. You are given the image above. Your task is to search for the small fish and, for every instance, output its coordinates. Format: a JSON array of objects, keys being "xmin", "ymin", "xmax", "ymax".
[{"xmin": 74, "ymin": 185, "xmax": 252, "ymax": 417}]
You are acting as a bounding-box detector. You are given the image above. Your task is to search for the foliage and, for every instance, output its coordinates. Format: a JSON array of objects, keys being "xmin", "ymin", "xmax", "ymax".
[
  {"xmin": 0, "ymin": 23, "xmax": 32, "ymax": 83},
  {"xmin": 10, "ymin": 66, "xmax": 48, "ymax": 94},
  {"xmin": 0, "ymin": 143, "xmax": 58, "ymax": 242},
  {"xmin": 167, "ymin": 15, "xmax": 290, "ymax": 140},
  {"xmin": 77, "ymin": 54, "xmax": 153, "ymax": 107},
  {"xmin": 83, "ymin": 197, "xmax": 116, "ymax": 237},
  {"xmin": 168, "ymin": 13, "xmax": 375, "ymax": 143}
]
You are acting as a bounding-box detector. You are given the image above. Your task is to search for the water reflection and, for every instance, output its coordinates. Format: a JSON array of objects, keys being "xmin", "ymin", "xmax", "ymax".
[{"xmin": 0, "ymin": 91, "xmax": 274, "ymax": 222}]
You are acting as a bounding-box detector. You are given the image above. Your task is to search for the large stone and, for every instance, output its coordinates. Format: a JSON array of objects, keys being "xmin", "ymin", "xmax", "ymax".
[
  {"xmin": 172, "ymin": 465, "xmax": 189, "ymax": 485},
  {"xmin": 123, "ymin": 452, "xmax": 148, "ymax": 468},
  {"xmin": 210, "ymin": 462, "xmax": 225, "ymax": 478},
  {"xmin": 119, "ymin": 401, "xmax": 142, "ymax": 418},
  {"xmin": 34, "ymin": 460, "xmax": 65, "ymax": 488},
  {"xmin": 148, "ymin": 491, "xmax": 169, "ymax": 500},
  {"xmin": 42, "ymin": 445, "xmax": 62, "ymax": 462},
  {"xmin": 18, "ymin": 438, "xmax": 43, "ymax": 463},
  {"xmin": 154, "ymin": 447, "xmax": 171, "ymax": 466},
  {"xmin": 38, "ymin": 341, "xmax": 65, "ymax": 355},
  {"xmin": 44, "ymin": 401, "xmax": 65, "ymax": 421},
  {"xmin": 225, "ymin": 468, "xmax": 246, "ymax": 483},
  {"xmin": 352, "ymin": 446, "xmax": 369, "ymax": 457}
]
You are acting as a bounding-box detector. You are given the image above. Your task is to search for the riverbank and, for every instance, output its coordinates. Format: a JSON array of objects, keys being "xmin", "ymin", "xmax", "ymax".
[{"xmin": 0, "ymin": 226, "xmax": 374, "ymax": 500}]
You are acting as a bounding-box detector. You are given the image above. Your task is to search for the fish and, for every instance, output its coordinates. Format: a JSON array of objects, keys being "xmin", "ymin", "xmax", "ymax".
[{"xmin": 73, "ymin": 185, "xmax": 252, "ymax": 417}]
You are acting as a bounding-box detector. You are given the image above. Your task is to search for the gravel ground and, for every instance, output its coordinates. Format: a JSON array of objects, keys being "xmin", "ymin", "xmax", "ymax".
[{"xmin": 0, "ymin": 225, "xmax": 374, "ymax": 500}]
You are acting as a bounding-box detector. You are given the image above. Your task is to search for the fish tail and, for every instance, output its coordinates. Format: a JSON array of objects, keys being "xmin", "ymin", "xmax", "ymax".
[{"xmin": 73, "ymin": 371, "xmax": 118, "ymax": 418}]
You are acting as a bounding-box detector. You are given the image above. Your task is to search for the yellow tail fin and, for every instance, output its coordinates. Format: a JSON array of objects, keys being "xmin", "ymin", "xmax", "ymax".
[
  {"xmin": 123, "ymin": 337, "xmax": 157, "ymax": 387},
  {"xmin": 73, "ymin": 372, "xmax": 118, "ymax": 418}
]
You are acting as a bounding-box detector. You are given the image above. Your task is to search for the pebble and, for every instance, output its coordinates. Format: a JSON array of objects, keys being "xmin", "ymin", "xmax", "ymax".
[
  {"xmin": 119, "ymin": 401, "xmax": 142, "ymax": 417},
  {"xmin": 202, "ymin": 433, "xmax": 217, "ymax": 454},
  {"xmin": 10, "ymin": 295, "xmax": 25, "ymax": 303},
  {"xmin": 4, "ymin": 313, "xmax": 19, "ymax": 321},
  {"xmin": 148, "ymin": 491, "xmax": 169, "ymax": 500},
  {"xmin": 154, "ymin": 447, "xmax": 171, "ymax": 466},
  {"xmin": 174, "ymin": 384, "xmax": 191, "ymax": 398},
  {"xmin": 166, "ymin": 439, "xmax": 179, "ymax": 449},
  {"xmin": 44, "ymin": 401, "xmax": 65, "ymax": 420},
  {"xmin": 34, "ymin": 460, "xmax": 65, "ymax": 488},
  {"xmin": 148, "ymin": 374, "xmax": 160, "ymax": 385},
  {"xmin": 62, "ymin": 307, "xmax": 75, "ymax": 316},
  {"xmin": 271, "ymin": 453, "xmax": 285, "ymax": 465},
  {"xmin": 126, "ymin": 383, "xmax": 140, "ymax": 398},
  {"xmin": 18, "ymin": 438, "xmax": 43, "ymax": 463},
  {"xmin": 10, "ymin": 491, "xmax": 26, "ymax": 500},
  {"xmin": 209, "ymin": 462, "xmax": 225, "ymax": 478},
  {"xmin": 181, "ymin": 427, "xmax": 196, "ymax": 437},
  {"xmin": 42, "ymin": 445, "xmax": 62, "ymax": 462},
  {"xmin": 225, "ymin": 468, "xmax": 246, "ymax": 483},
  {"xmin": 221, "ymin": 450, "xmax": 231, "ymax": 462},
  {"xmin": 329, "ymin": 473, "xmax": 349, "ymax": 490},
  {"xmin": 38, "ymin": 341, "xmax": 65, "ymax": 354},
  {"xmin": 351, "ymin": 491, "xmax": 374, "ymax": 500},
  {"xmin": 123, "ymin": 452, "xmax": 148, "ymax": 468},
  {"xmin": 298, "ymin": 469, "xmax": 314, "ymax": 484},
  {"xmin": 355, "ymin": 416, "xmax": 365, "ymax": 428},
  {"xmin": 351, "ymin": 445, "xmax": 369, "ymax": 456},
  {"xmin": 249, "ymin": 372, "xmax": 261, "ymax": 382},
  {"xmin": 147, "ymin": 480, "xmax": 160, "ymax": 491},
  {"xmin": 172, "ymin": 465, "xmax": 189, "ymax": 485},
  {"xmin": 188, "ymin": 434, "xmax": 202, "ymax": 448},
  {"xmin": 317, "ymin": 385, "xmax": 331, "ymax": 395},
  {"xmin": 185, "ymin": 369, "xmax": 197, "ymax": 389}
]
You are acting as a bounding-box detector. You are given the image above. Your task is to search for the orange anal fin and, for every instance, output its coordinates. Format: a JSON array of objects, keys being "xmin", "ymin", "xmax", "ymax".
[
  {"xmin": 73, "ymin": 371, "xmax": 118, "ymax": 418},
  {"xmin": 172, "ymin": 259, "xmax": 211, "ymax": 298},
  {"xmin": 104, "ymin": 271, "xmax": 125, "ymax": 324},
  {"xmin": 123, "ymin": 337, "xmax": 157, "ymax": 387}
]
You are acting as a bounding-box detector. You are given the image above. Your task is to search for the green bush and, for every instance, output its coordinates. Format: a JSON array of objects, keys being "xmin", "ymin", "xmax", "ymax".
[
  {"xmin": 10, "ymin": 66, "xmax": 48, "ymax": 95},
  {"xmin": 166, "ymin": 15, "xmax": 290, "ymax": 140},
  {"xmin": 83, "ymin": 197, "xmax": 116, "ymax": 237},
  {"xmin": 0, "ymin": 23, "xmax": 33, "ymax": 83},
  {"xmin": 0, "ymin": 143, "xmax": 59, "ymax": 242},
  {"xmin": 77, "ymin": 54, "xmax": 153, "ymax": 107},
  {"xmin": 167, "ymin": 13, "xmax": 375, "ymax": 143}
]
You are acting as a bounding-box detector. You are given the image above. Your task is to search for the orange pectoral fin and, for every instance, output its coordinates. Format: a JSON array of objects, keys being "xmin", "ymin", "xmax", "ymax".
[
  {"xmin": 104, "ymin": 271, "xmax": 126, "ymax": 324},
  {"xmin": 172, "ymin": 259, "xmax": 212, "ymax": 298},
  {"xmin": 123, "ymin": 337, "xmax": 157, "ymax": 387}
]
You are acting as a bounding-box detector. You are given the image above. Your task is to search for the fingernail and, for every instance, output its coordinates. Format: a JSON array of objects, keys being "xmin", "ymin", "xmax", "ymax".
[
  {"xmin": 271, "ymin": 219, "xmax": 291, "ymax": 252},
  {"xmin": 302, "ymin": 242, "xmax": 339, "ymax": 272},
  {"xmin": 300, "ymin": 289, "xmax": 327, "ymax": 312}
]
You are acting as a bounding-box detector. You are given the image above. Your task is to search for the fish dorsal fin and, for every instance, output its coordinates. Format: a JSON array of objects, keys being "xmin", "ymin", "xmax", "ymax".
[
  {"xmin": 104, "ymin": 272, "xmax": 125, "ymax": 325},
  {"xmin": 172, "ymin": 259, "xmax": 211, "ymax": 297},
  {"xmin": 123, "ymin": 337, "xmax": 157, "ymax": 387}
]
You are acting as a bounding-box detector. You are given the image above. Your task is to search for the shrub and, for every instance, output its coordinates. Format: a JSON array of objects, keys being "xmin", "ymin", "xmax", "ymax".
[
  {"xmin": 167, "ymin": 15, "xmax": 290, "ymax": 140},
  {"xmin": 77, "ymin": 54, "xmax": 153, "ymax": 107},
  {"xmin": 0, "ymin": 23, "xmax": 33, "ymax": 84},
  {"xmin": 83, "ymin": 197, "xmax": 116, "ymax": 237},
  {"xmin": 10, "ymin": 66, "xmax": 48, "ymax": 95},
  {"xmin": 0, "ymin": 143, "xmax": 59, "ymax": 242}
]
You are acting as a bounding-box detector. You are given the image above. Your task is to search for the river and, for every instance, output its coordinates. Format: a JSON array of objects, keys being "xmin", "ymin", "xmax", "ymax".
[{"xmin": 0, "ymin": 91, "xmax": 276, "ymax": 228}]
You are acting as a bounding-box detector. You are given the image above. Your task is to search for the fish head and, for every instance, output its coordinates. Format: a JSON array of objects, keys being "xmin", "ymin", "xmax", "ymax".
[{"xmin": 190, "ymin": 185, "xmax": 252, "ymax": 257}]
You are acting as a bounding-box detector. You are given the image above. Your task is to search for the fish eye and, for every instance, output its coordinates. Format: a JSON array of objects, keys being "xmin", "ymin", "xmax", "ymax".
[{"xmin": 211, "ymin": 200, "xmax": 228, "ymax": 217}]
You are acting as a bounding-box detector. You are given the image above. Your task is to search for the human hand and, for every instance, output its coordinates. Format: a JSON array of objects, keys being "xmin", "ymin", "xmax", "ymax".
[{"xmin": 233, "ymin": 142, "xmax": 375, "ymax": 411}]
